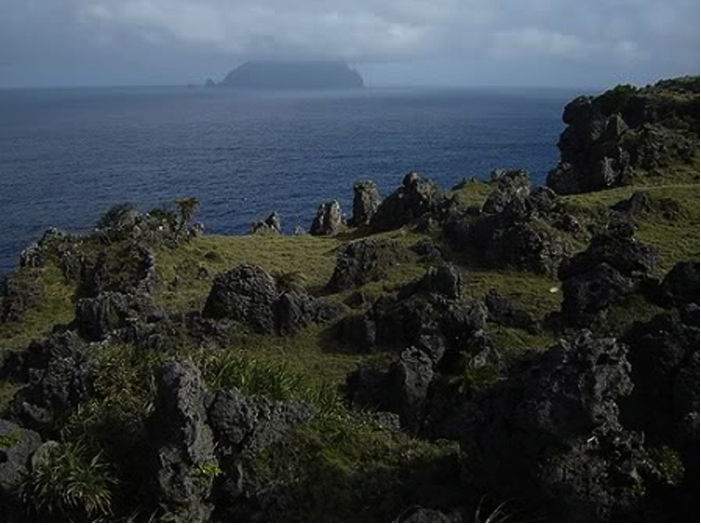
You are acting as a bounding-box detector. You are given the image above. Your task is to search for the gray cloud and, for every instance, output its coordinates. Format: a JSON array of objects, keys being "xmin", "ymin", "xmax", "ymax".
[{"xmin": 0, "ymin": 0, "xmax": 698, "ymax": 87}]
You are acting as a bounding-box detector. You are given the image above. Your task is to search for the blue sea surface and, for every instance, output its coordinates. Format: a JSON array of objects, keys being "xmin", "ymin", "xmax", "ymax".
[{"xmin": 0, "ymin": 86, "xmax": 580, "ymax": 275}]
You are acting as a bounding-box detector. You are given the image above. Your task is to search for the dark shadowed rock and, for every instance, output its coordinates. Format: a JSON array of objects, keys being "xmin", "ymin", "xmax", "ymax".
[
  {"xmin": 351, "ymin": 180, "xmax": 382, "ymax": 226},
  {"xmin": 387, "ymin": 347, "xmax": 434, "ymax": 431},
  {"xmin": 309, "ymin": 200, "xmax": 344, "ymax": 236},
  {"xmin": 250, "ymin": 212, "xmax": 281, "ymax": 235},
  {"xmin": 75, "ymin": 291, "xmax": 154, "ymax": 340},
  {"xmin": 0, "ymin": 419, "xmax": 43, "ymax": 521},
  {"xmin": 370, "ymin": 173, "xmax": 445, "ymax": 232},
  {"xmin": 208, "ymin": 388, "xmax": 316, "ymax": 454},
  {"xmin": 203, "ymin": 265, "xmax": 278, "ymax": 332},
  {"xmin": 656, "ymin": 261, "xmax": 700, "ymax": 307},
  {"xmin": 400, "ymin": 264, "xmax": 462, "ymax": 300},
  {"xmin": 482, "ymin": 169, "xmax": 531, "ymax": 214},
  {"xmin": 19, "ymin": 244, "xmax": 44, "ymax": 268},
  {"xmin": 149, "ymin": 360, "xmax": 217, "ymax": 522},
  {"xmin": 10, "ymin": 332, "xmax": 91, "ymax": 431},
  {"xmin": 325, "ymin": 239, "xmax": 415, "ymax": 293},
  {"xmin": 97, "ymin": 202, "xmax": 141, "ymax": 230},
  {"xmin": 462, "ymin": 331, "xmax": 646, "ymax": 521},
  {"xmin": 399, "ymin": 507, "xmax": 461, "ymax": 522}
]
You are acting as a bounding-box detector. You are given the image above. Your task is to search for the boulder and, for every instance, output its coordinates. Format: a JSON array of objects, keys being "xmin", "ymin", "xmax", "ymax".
[
  {"xmin": 399, "ymin": 264, "xmax": 462, "ymax": 300},
  {"xmin": 482, "ymin": 169, "xmax": 531, "ymax": 214},
  {"xmin": 387, "ymin": 347, "xmax": 434, "ymax": 431},
  {"xmin": 10, "ymin": 332, "xmax": 91, "ymax": 431},
  {"xmin": 370, "ymin": 173, "xmax": 445, "ymax": 232},
  {"xmin": 202, "ymin": 265, "xmax": 278, "ymax": 332},
  {"xmin": 351, "ymin": 180, "xmax": 382, "ymax": 226},
  {"xmin": 309, "ymin": 200, "xmax": 344, "ymax": 236},
  {"xmin": 462, "ymin": 331, "xmax": 646, "ymax": 521},
  {"xmin": 250, "ymin": 212, "xmax": 281, "ymax": 235},
  {"xmin": 656, "ymin": 261, "xmax": 699, "ymax": 307},
  {"xmin": 75, "ymin": 291, "xmax": 154, "ymax": 340},
  {"xmin": 325, "ymin": 239, "xmax": 414, "ymax": 293},
  {"xmin": 149, "ymin": 360, "xmax": 217, "ymax": 522},
  {"xmin": 208, "ymin": 389, "xmax": 316, "ymax": 455},
  {"xmin": 0, "ymin": 419, "xmax": 43, "ymax": 521}
]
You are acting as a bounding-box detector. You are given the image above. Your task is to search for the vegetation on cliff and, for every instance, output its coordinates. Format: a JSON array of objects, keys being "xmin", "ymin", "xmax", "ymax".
[{"xmin": 0, "ymin": 77, "xmax": 698, "ymax": 522}]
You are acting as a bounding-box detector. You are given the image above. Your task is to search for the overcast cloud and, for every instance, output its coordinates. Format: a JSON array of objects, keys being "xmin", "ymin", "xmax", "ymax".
[{"xmin": 0, "ymin": 0, "xmax": 698, "ymax": 88}]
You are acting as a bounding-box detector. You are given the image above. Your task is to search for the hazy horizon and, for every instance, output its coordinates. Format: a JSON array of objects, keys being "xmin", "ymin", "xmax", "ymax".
[{"xmin": 1, "ymin": 0, "xmax": 699, "ymax": 90}]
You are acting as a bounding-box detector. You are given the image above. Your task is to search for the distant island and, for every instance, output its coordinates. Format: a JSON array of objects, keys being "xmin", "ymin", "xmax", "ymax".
[{"xmin": 216, "ymin": 60, "xmax": 364, "ymax": 90}]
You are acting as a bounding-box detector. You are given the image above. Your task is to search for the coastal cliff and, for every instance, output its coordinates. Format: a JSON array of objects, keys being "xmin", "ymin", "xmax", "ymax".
[
  {"xmin": 0, "ymin": 77, "xmax": 698, "ymax": 522},
  {"xmin": 219, "ymin": 61, "xmax": 364, "ymax": 90}
]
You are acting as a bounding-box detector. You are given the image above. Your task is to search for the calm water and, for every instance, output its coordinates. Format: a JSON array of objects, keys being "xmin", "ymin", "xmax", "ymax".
[{"xmin": 0, "ymin": 86, "xmax": 580, "ymax": 275}]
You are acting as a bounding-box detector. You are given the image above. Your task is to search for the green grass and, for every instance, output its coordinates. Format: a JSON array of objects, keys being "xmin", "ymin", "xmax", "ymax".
[{"xmin": 0, "ymin": 264, "xmax": 75, "ymax": 351}]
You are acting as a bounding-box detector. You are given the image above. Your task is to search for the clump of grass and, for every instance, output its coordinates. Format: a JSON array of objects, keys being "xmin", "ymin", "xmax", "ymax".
[{"xmin": 23, "ymin": 441, "xmax": 117, "ymax": 521}]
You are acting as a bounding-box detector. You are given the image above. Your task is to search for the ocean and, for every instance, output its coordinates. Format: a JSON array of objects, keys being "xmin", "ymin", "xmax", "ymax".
[{"xmin": 0, "ymin": 86, "xmax": 582, "ymax": 275}]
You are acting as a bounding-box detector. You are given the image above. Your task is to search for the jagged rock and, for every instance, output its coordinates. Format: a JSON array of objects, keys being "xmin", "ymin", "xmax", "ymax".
[
  {"xmin": 208, "ymin": 389, "xmax": 316, "ymax": 454},
  {"xmin": 622, "ymin": 313, "xmax": 699, "ymax": 460},
  {"xmin": 559, "ymin": 222, "xmax": 657, "ymax": 280},
  {"xmin": 250, "ymin": 212, "xmax": 281, "ymax": 235},
  {"xmin": 346, "ymin": 363, "xmax": 388, "ymax": 410},
  {"xmin": 75, "ymin": 291, "xmax": 154, "ymax": 340},
  {"xmin": 309, "ymin": 200, "xmax": 344, "ymax": 236},
  {"xmin": 547, "ymin": 80, "xmax": 699, "ymax": 194},
  {"xmin": 10, "ymin": 332, "xmax": 91, "ymax": 431},
  {"xmin": 0, "ymin": 274, "xmax": 42, "ymax": 323},
  {"xmin": 0, "ymin": 419, "xmax": 43, "ymax": 521},
  {"xmin": 482, "ymin": 169, "xmax": 531, "ymax": 214},
  {"xmin": 19, "ymin": 244, "xmax": 44, "ymax": 268},
  {"xmin": 462, "ymin": 331, "xmax": 645, "ymax": 521},
  {"xmin": 351, "ymin": 180, "xmax": 382, "ymax": 226},
  {"xmin": 370, "ymin": 172, "xmax": 445, "ymax": 232},
  {"xmin": 387, "ymin": 347, "xmax": 434, "ymax": 431},
  {"xmin": 399, "ymin": 264, "xmax": 461, "ymax": 300},
  {"xmin": 656, "ymin": 261, "xmax": 699, "ymax": 307},
  {"xmin": 612, "ymin": 191, "xmax": 685, "ymax": 221},
  {"xmin": 325, "ymin": 239, "xmax": 414, "ymax": 293},
  {"xmin": 485, "ymin": 289, "xmax": 537, "ymax": 332},
  {"xmin": 560, "ymin": 262, "xmax": 635, "ymax": 328},
  {"xmin": 203, "ymin": 264, "xmax": 343, "ymax": 335},
  {"xmin": 203, "ymin": 265, "xmax": 278, "ymax": 332},
  {"xmin": 410, "ymin": 239, "xmax": 443, "ymax": 261},
  {"xmin": 334, "ymin": 314, "xmax": 376, "ymax": 353},
  {"xmin": 149, "ymin": 360, "xmax": 217, "ymax": 522}
]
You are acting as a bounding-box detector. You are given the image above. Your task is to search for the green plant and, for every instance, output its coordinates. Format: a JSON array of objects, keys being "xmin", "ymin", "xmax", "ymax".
[
  {"xmin": 0, "ymin": 430, "xmax": 21, "ymax": 448},
  {"xmin": 175, "ymin": 197, "xmax": 200, "ymax": 231},
  {"xmin": 24, "ymin": 441, "xmax": 117, "ymax": 520}
]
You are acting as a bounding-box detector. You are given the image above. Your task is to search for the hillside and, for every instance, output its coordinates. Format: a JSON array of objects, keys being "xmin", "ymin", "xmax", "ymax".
[{"xmin": 0, "ymin": 78, "xmax": 698, "ymax": 522}]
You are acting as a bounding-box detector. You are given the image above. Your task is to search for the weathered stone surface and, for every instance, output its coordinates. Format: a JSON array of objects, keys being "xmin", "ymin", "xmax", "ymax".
[
  {"xmin": 399, "ymin": 264, "xmax": 462, "ymax": 300},
  {"xmin": 310, "ymin": 200, "xmax": 344, "ymax": 236},
  {"xmin": 656, "ymin": 261, "xmax": 699, "ymax": 307},
  {"xmin": 485, "ymin": 289, "xmax": 537, "ymax": 332},
  {"xmin": 75, "ymin": 291, "xmax": 154, "ymax": 340},
  {"xmin": 462, "ymin": 331, "xmax": 648, "ymax": 521},
  {"xmin": 10, "ymin": 332, "xmax": 91, "ymax": 431},
  {"xmin": 370, "ymin": 172, "xmax": 445, "ymax": 232},
  {"xmin": 0, "ymin": 419, "xmax": 43, "ymax": 521},
  {"xmin": 399, "ymin": 507, "xmax": 461, "ymax": 522},
  {"xmin": 203, "ymin": 264, "xmax": 278, "ymax": 332},
  {"xmin": 149, "ymin": 360, "xmax": 217, "ymax": 522},
  {"xmin": 351, "ymin": 180, "xmax": 382, "ymax": 226},
  {"xmin": 482, "ymin": 169, "xmax": 531, "ymax": 214},
  {"xmin": 325, "ymin": 239, "xmax": 414, "ymax": 293},
  {"xmin": 0, "ymin": 274, "xmax": 42, "ymax": 324},
  {"xmin": 387, "ymin": 347, "xmax": 434, "ymax": 431},
  {"xmin": 250, "ymin": 212, "xmax": 281, "ymax": 235},
  {"xmin": 208, "ymin": 389, "xmax": 316, "ymax": 454}
]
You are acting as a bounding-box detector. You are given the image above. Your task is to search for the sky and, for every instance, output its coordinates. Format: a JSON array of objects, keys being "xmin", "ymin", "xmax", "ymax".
[{"xmin": 0, "ymin": 0, "xmax": 698, "ymax": 89}]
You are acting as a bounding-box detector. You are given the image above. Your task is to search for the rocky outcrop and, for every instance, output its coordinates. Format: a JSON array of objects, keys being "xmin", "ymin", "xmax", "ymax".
[
  {"xmin": 558, "ymin": 222, "xmax": 657, "ymax": 328},
  {"xmin": 462, "ymin": 331, "xmax": 650, "ymax": 521},
  {"xmin": 484, "ymin": 289, "xmax": 538, "ymax": 332},
  {"xmin": 655, "ymin": 261, "xmax": 699, "ymax": 307},
  {"xmin": 444, "ymin": 171, "xmax": 575, "ymax": 275},
  {"xmin": 149, "ymin": 360, "xmax": 217, "ymax": 522},
  {"xmin": 0, "ymin": 274, "xmax": 42, "ymax": 323},
  {"xmin": 309, "ymin": 200, "xmax": 344, "ymax": 236},
  {"xmin": 250, "ymin": 212, "xmax": 281, "ymax": 235},
  {"xmin": 0, "ymin": 419, "xmax": 43, "ymax": 521},
  {"xmin": 75, "ymin": 291, "xmax": 155, "ymax": 341},
  {"xmin": 203, "ymin": 264, "xmax": 343, "ymax": 335},
  {"xmin": 370, "ymin": 173, "xmax": 445, "ymax": 232},
  {"xmin": 350, "ymin": 180, "xmax": 382, "ymax": 226},
  {"xmin": 547, "ymin": 78, "xmax": 700, "ymax": 194},
  {"xmin": 325, "ymin": 239, "xmax": 415, "ymax": 293},
  {"xmin": 9, "ymin": 332, "xmax": 91, "ymax": 431},
  {"xmin": 220, "ymin": 60, "xmax": 364, "ymax": 90}
]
